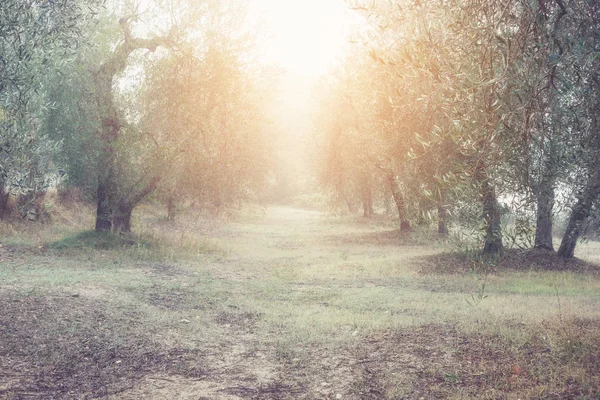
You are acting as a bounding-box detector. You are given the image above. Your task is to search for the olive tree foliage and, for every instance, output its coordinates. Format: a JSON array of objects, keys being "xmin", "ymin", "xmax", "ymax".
[
  {"xmin": 495, "ymin": 0, "xmax": 600, "ymax": 256},
  {"xmin": 42, "ymin": 14, "xmax": 123, "ymax": 199},
  {"xmin": 312, "ymin": 53, "xmax": 382, "ymax": 217},
  {"xmin": 140, "ymin": 1, "xmax": 274, "ymax": 219},
  {"xmin": 503, "ymin": 0, "xmax": 571, "ymax": 252},
  {"xmin": 453, "ymin": 0, "xmax": 600, "ymax": 257},
  {"xmin": 335, "ymin": 0, "xmax": 516, "ymax": 248},
  {"xmin": 434, "ymin": 0, "xmax": 535, "ymax": 254},
  {"xmin": 550, "ymin": 0, "xmax": 600, "ymax": 258},
  {"xmin": 0, "ymin": 0, "xmax": 102, "ymax": 217},
  {"xmin": 343, "ymin": 0, "xmax": 530, "ymax": 253},
  {"xmin": 77, "ymin": 0, "xmax": 264, "ymax": 232},
  {"xmin": 344, "ymin": 0, "xmax": 600, "ymax": 258},
  {"xmin": 313, "ymin": 42, "xmax": 432, "ymax": 228},
  {"xmin": 91, "ymin": 10, "xmax": 175, "ymax": 232},
  {"xmin": 41, "ymin": 65, "xmax": 102, "ymax": 198},
  {"xmin": 400, "ymin": 0, "xmax": 536, "ymax": 254},
  {"xmin": 1, "ymin": 0, "xmax": 271, "ymax": 230}
]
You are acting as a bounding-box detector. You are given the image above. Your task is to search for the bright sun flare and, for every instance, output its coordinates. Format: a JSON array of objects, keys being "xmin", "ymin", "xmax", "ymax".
[{"xmin": 249, "ymin": 0, "xmax": 357, "ymax": 77}]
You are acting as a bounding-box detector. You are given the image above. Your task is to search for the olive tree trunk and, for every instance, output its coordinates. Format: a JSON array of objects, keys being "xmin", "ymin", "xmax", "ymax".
[
  {"xmin": 93, "ymin": 16, "xmax": 170, "ymax": 232},
  {"xmin": 534, "ymin": 176, "xmax": 556, "ymax": 251},
  {"xmin": 533, "ymin": 130, "xmax": 560, "ymax": 251},
  {"xmin": 388, "ymin": 174, "xmax": 411, "ymax": 232},
  {"xmin": 474, "ymin": 163, "xmax": 504, "ymax": 254},
  {"xmin": 557, "ymin": 158, "xmax": 600, "ymax": 258}
]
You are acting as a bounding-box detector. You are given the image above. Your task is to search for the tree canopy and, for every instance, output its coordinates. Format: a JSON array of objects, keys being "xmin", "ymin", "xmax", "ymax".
[{"xmin": 2, "ymin": 0, "xmax": 599, "ymax": 259}]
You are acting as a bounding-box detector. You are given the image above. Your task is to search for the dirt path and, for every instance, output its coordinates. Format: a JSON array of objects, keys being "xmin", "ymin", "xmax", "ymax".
[
  {"xmin": 215, "ymin": 206, "xmax": 431, "ymax": 279},
  {"xmin": 117, "ymin": 207, "xmax": 431, "ymax": 400}
]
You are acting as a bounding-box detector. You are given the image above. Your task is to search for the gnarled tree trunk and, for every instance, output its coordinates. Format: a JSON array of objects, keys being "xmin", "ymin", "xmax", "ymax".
[{"xmin": 93, "ymin": 16, "xmax": 170, "ymax": 232}]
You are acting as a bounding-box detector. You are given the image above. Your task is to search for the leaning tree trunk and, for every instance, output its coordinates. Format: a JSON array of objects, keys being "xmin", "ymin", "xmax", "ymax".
[
  {"xmin": 93, "ymin": 16, "xmax": 170, "ymax": 233},
  {"xmin": 557, "ymin": 161, "xmax": 600, "ymax": 258},
  {"xmin": 388, "ymin": 174, "xmax": 411, "ymax": 232},
  {"xmin": 474, "ymin": 163, "xmax": 504, "ymax": 254}
]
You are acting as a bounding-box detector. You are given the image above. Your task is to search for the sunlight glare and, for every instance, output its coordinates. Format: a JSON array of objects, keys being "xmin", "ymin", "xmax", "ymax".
[{"xmin": 250, "ymin": 0, "xmax": 357, "ymax": 77}]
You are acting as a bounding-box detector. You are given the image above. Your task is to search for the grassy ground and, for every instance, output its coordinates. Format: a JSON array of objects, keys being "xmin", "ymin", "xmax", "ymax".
[{"xmin": 1, "ymin": 204, "xmax": 599, "ymax": 399}]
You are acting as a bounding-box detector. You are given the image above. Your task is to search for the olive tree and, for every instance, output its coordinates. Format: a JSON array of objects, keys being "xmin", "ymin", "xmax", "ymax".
[{"xmin": 0, "ymin": 0, "xmax": 101, "ymax": 217}]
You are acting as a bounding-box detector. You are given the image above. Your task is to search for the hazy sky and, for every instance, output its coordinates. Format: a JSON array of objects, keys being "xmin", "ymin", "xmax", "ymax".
[
  {"xmin": 248, "ymin": 0, "xmax": 361, "ymax": 77},
  {"xmin": 242, "ymin": 0, "xmax": 365, "ymax": 190}
]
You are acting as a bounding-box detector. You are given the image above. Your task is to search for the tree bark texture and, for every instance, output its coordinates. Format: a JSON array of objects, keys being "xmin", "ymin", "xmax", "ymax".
[
  {"xmin": 534, "ymin": 175, "xmax": 555, "ymax": 251},
  {"xmin": 474, "ymin": 163, "xmax": 504, "ymax": 254},
  {"xmin": 113, "ymin": 203, "xmax": 133, "ymax": 233},
  {"xmin": 533, "ymin": 131, "xmax": 560, "ymax": 251},
  {"xmin": 93, "ymin": 17, "xmax": 170, "ymax": 232}
]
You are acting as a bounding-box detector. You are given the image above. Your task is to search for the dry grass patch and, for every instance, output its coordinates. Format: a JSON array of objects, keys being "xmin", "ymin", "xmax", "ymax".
[
  {"xmin": 349, "ymin": 319, "xmax": 600, "ymax": 400},
  {"xmin": 0, "ymin": 289, "xmax": 210, "ymax": 399}
]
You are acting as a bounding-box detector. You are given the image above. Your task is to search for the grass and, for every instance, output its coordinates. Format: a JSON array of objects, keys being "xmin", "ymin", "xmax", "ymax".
[
  {"xmin": 48, "ymin": 230, "xmax": 144, "ymax": 250},
  {"xmin": 1, "ymin": 203, "xmax": 600, "ymax": 399}
]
